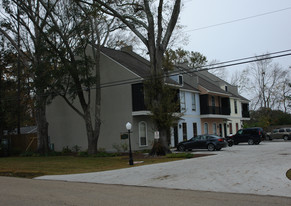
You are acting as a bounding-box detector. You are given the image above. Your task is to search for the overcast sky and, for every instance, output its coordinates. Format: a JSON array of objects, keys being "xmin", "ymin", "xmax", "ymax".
[{"xmin": 179, "ymin": 0, "xmax": 291, "ymax": 81}]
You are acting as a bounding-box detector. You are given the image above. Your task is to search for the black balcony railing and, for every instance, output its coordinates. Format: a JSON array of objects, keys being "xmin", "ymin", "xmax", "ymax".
[{"xmin": 200, "ymin": 106, "xmax": 230, "ymax": 115}]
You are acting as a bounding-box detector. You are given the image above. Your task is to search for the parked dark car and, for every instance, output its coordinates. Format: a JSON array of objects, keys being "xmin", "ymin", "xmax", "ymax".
[
  {"xmin": 177, "ymin": 134, "xmax": 227, "ymax": 151},
  {"xmin": 228, "ymin": 127, "xmax": 264, "ymax": 145}
]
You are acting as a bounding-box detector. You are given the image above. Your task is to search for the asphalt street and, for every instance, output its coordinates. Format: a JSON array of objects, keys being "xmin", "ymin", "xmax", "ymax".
[
  {"xmin": 0, "ymin": 176, "xmax": 291, "ymax": 206},
  {"xmin": 36, "ymin": 141, "xmax": 291, "ymax": 198}
]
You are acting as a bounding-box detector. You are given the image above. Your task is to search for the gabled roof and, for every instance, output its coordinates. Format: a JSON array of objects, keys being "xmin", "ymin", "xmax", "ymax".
[
  {"xmin": 101, "ymin": 47, "xmax": 198, "ymax": 92},
  {"xmin": 176, "ymin": 64, "xmax": 249, "ymax": 101},
  {"xmin": 197, "ymin": 74, "xmax": 230, "ymax": 95},
  {"xmin": 101, "ymin": 47, "xmax": 151, "ymax": 78}
]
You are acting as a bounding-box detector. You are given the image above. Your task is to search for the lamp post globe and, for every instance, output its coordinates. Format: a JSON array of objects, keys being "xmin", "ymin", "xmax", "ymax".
[
  {"xmin": 126, "ymin": 122, "xmax": 132, "ymax": 130},
  {"xmin": 126, "ymin": 122, "xmax": 133, "ymax": 165}
]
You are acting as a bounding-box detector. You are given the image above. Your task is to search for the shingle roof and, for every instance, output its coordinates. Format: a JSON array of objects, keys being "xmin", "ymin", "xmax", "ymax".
[
  {"xmin": 101, "ymin": 47, "xmax": 198, "ymax": 92},
  {"xmin": 197, "ymin": 75, "xmax": 230, "ymax": 95},
  {"xmin": 101, "ymin": 47, "xmax": 151, "ymax": 78}
]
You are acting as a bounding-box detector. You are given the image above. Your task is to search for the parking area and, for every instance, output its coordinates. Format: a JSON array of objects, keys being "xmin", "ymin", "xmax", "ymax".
[{"xmin": 36, "ymin": 141, "xmax": 291, "ymax": 197}]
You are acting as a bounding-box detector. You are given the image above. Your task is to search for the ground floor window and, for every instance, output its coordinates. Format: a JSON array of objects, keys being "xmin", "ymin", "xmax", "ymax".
[
  {"xmin": 204, "ymin": 122, "xmax": 208, "ymax": 134},
  {"xmin": 193, "ymin": 123, "xmax": 197, "ymax": 137},
  {"xmin": 139, "ymin": 121, "xmax": 147, "ymax": 146},
  {"xmin": 182, "ymin": 123, "xmax": 187, "ymax": 141},
  {"xmin": 229, "ymin": 123, "xmax": 233, "ymax": 134},
  {"xmin": 213, "ymin": 123, "xmax": 217, "ymax": 134}
]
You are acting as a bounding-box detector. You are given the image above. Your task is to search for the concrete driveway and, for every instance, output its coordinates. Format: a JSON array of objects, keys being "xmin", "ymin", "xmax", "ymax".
[{"xmin": 36, "ymin": 141, "xmax": 291, "ymax": 197}]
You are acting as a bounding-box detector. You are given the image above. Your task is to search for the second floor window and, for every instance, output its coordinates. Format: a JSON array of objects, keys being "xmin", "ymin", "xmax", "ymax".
[
  {"xmin": 234, "ymin": 100, "xmax": 238, "ymax": 114},
  {"xmin": 191, "ymin": 94, "xmax": 196, "ymax": 111},
  {"xmin": 211, "ymin": 96, "xmax": 215, "ymax": 107},
  {"xmin": 180, "ymin": 91, "xmax": 186, "ymax": 111}
]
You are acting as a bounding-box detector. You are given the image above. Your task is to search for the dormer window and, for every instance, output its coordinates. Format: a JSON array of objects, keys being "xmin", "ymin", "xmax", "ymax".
[
  {"xmin": 178, "ymin": 75, "xmax": 183, "ymax": 85},
  {"xmin": 169, "ymin": 74, "xmax": 183, "ymax": 86},
  {"xmin": 225, "ymin": 85, "xmax": 228, "ymax": 92}
]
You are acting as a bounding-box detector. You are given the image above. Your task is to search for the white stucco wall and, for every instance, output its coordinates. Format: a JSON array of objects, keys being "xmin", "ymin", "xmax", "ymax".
[{"xmin": 170, "ymin": 91, "xmax": 201, "ymax": 147}]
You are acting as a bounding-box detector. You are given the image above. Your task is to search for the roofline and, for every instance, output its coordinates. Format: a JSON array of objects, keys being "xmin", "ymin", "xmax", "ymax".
[
  {"xmin": 101, "ymin": 51, "xmax": 143, "ymax": 80},
  {"xmin": 199, "ymin": 85, "xmax": 231, "ymax": 97}
]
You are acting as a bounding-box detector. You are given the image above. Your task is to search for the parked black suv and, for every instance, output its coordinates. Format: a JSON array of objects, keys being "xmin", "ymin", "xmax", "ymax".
[{"xmin": 229, "ymin": 127, "xmax": 264, "ymax": 145}]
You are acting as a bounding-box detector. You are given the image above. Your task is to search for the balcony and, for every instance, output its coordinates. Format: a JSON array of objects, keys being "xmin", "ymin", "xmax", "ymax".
[
  {"xmin": 242, "ymin": 103, "xmax": 250, "ymax": 118},
  {"xmin": 200, "ymin": 106, "xmax": 230, "ymax": 115},
  {"xmin": 199, "ymin": 94, "xmax": 230, "ymax": 116}
]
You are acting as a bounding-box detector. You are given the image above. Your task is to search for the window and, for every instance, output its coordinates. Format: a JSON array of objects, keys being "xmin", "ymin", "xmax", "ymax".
[
  {"xmin": 204, "ymin": 123, "xmax": 208, "ymax": 134},
  {"xmin": 213, "ymin": 123, "xmax": 217, "ymax": 134},
  {"xmin": 225, "ymin": 85, "xmax": 228, "ymax": 92},
  {"xmin": 180, "ymin": 91, "xmax": 186, "ymax": 111},
  {"xmin": 139, "ymin": 122, "xmax": 147, "ymax": 146},
  {"xmin": 191, "ymin": 94, "xmax": 196, "ymax": 111},
  {"xmin": 169, "ymin": 74, "xmax": 183, "ymax": 85},
  {"xmin": 234, "ymin": 100, "xmax": 238, "ymax": 114},
  {"xmin": 229, "ymin": 123, "xmax": 233, "ymax": 134},
  {"xmin": 178, "ymin": 75, "xmax": 183, "ymax": 85},
  {"xmin": 211, "ymin": 96, "xmax": 215, "ymax": 107},
  {"xmin": 273, "ymin": 129, "xmax": 278, "ymax": 133},
  {"xmin": 193, "ymin": 123, "xmax": 197, "ymax": 137},
  {"xmin": 236, "ymin": 123, "xmax": 239, "ymax": 132},
  {"xmin": 182, "ymin": 123, "xmax": 187, "ymax": 141}
]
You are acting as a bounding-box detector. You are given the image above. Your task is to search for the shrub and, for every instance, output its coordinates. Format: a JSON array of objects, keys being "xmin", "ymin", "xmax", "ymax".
[
  {"xmin": 112, "ymin": 143, "xmax": 121, "ymax": 153},
  {"xmin": 72, "ymin": 145, "xmax": 81, "ymax": 153},
  {"xmin": 78, "ymin": 151, "xmax": 88, "ymax": 157},
  {"xmin": 62, "ymin": 146, "xmax": 72, "ymax": 154}
]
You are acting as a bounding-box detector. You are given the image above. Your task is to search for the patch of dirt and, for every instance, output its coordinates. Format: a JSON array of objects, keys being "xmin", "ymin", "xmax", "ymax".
[
  {"xmin": 0, "ymin": 171, "xmax": 44, "ymax": 178},
  {"xmin": 286, "ymin": 169, "xmax": 291, "ymax": 180},
  {"xmin": 121, "ymin": 153, "xmax": 215, "ymax": 159}
]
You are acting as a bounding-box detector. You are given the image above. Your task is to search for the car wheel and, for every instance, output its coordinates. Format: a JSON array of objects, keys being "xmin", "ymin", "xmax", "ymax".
[
  {"xmin": 207, "ymin": 144, "xmax": 215, "ymax": 151},
  {"xmin": 248, "ymin": 139, "xmax": 254, "ymax": 145},
  {"xmin": 283, "ymin": 136, "xmax": 288, "ymax": 141},
  {"xmin": 178, "ymin": 145, "xmax": 185, "ymax": 151}
]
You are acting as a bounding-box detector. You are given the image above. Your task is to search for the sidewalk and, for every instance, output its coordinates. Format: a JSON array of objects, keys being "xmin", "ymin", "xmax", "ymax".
[{"xmin": 36, "ymin": 141, "xmax": 291, "ymax": 197}]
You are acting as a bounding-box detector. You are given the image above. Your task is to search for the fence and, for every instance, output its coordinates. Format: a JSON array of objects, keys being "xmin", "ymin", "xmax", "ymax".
[{"xmin": 5, "ymin": 134, "xmax": 38, "ymax": 154}]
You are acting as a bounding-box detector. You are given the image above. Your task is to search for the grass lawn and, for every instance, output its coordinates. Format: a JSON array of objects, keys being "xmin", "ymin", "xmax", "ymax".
[{"xmin": 0, "ymin": 153, "xmax": 200, "ymax": 178}]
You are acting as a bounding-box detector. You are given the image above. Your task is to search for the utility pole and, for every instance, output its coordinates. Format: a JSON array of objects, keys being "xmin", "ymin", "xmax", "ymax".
[{"xmin": 17, "ymin": 6, "xmax": 21, "ymax": 135}]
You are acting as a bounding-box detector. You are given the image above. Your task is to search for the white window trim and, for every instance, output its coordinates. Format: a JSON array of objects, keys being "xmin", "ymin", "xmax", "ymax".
[{"xmin": 139, "ymin": 121, "xmax": 148, "ymax": 147}]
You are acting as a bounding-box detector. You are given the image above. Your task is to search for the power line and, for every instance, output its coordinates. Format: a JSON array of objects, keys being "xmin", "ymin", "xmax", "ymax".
[
  {"xmin": 185, "ymin": 6, "xmax": 291, "ymax": 32},
  {"xmin": 1, "ymin": 49, "xmax": 291, "ymax": 103}
]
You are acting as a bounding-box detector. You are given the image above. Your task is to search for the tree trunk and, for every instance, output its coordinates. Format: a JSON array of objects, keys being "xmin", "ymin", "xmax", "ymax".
[
  {"xmin": 150, "ymin": 128, "xmax": 171, "ymax": 156},
  {"xmin": 35, "ymin": 94, "xmax": 49, "ymax": 154},
  {"xmin": 84, "ymin": 108, "xmax": 98, "ymax": 155}
]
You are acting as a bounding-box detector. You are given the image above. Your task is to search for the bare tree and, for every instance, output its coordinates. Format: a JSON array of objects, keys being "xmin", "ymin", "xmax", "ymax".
[
  {"xmin": 88, "ymin": 0, "xmax": 182, "ymax": 154},
  {"xmin": 236, "ymin": 54, "xmax": 290, "ymax": 111},
  {"xmin": 0, "ymin": 0, "xmax": 53, "ymax": 154}
]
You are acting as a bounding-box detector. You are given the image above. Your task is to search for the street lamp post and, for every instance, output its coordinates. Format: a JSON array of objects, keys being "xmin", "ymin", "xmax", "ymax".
[{"xmin": 126, "ymin": 122, "xmax": 134, "ymax": 165}]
